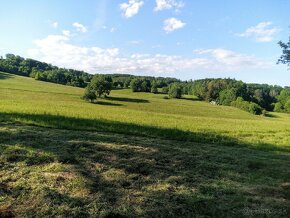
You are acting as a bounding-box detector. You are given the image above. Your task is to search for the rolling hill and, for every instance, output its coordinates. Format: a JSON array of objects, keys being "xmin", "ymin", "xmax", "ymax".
[{"xmin": 1, "ymin": 72, "xmax": 290, "ymax": 217}]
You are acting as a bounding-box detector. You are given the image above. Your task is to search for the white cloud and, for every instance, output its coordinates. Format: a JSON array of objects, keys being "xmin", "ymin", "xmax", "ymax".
[
  {"xmin": 237, "ymin": 22, "xmax": 280, "ymax": 43},
  {"xmin": 72, "ymin": 22, "xmax": 88, "ymax": 33},
  {"xmin": 52, "ymin": 22, "xmax": 58, "ymax": 29},
  {"xmin": 27, "ymin": 35, "xmax": 272, "ymax": 75},
  {"xmin": 62, "ymin": 30, "xmax": 71, "ymax": 37},
  {"xmin": 154, "ymin": 0, "xmax": 184, "ymax": 11},
  {"xmin": 120, "ymin": 0, "xmax": 144, "ymax": 18},
  {"xmin": 193, "ymin": 48, "xmax": 271, "ymax": 71},
  {"xmin": 163, "ymin": 18, "xmax": 186, "ymax": 33}
]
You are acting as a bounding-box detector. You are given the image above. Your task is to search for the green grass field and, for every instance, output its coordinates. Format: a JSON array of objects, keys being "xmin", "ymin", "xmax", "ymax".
[
  {"xmin": 1, "ymin": 72, "xmax": 290, "ymax": 148},
  {"xmin": 1, "ymin": 72, "xmax": 290, "ymax": 217}
]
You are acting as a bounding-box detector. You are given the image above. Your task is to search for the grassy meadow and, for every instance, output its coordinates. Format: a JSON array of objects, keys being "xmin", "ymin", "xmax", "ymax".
[
  {"xmin": 1, "ymin": 71, "xmax": 290, "ymax": 217},
  {"xmin": 1, "ymin": 72, "xmax": 290, "ymax": 148}
]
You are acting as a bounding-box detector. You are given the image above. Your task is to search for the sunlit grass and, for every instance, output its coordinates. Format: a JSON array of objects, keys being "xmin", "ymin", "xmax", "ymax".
[{"xmin": 1, "ymin": 72, "xmax": 290, "ymax": 147}]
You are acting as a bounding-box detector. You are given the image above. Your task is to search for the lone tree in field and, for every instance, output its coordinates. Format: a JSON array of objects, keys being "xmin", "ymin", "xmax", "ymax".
[
  {"xmin": 83, "ymin": 86, "xmax": 97, "ymax": 102},
  {"xmin": 278, "ymin": 35, "xmax": 290, "ymax": 66},
  {"xmin": 90, "ymin": 75, "xmax": 113, "ymax": 97},
  {"xmin": 168, "ymin": 83, "xmax": 182, "ymax": 99},
  {"xmin": 151, "ymin": 81, "xmax": 158, "ymax": 94}
]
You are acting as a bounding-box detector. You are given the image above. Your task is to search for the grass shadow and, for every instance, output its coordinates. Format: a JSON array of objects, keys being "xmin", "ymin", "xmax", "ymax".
[
  {"xmin": 0, "ymin": 111, "xmax": 289, "ymax": 153},
  {"xmin": 106, "ymin": 96, "xmax": 149, "ymax": 103},
  {"xmin": 95, "ymin": 101, "xmax": 123, "ymax": 106},
  {"xmin": 181, "ymin": 97, "xmax": 200, "ymax": 101},
  {"xmin": 0, "ymin": 72, "xmax": 13, "ymax": 80},
  {"xmin": 264, "ymin": 113, "xmax": 279, "ymax": 118}
]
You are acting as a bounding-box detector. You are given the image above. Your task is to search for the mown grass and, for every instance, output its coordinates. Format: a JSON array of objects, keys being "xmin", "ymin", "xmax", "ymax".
[
  {"xmin": 1, "ymin": 72, "xmax": 290, "ymax": 148},
  {"xmin": 1, "ymin": 123, "xmax": 290, "ymax": 217}
]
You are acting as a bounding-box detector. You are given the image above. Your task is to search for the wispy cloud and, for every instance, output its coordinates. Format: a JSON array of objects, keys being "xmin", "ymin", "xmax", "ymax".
[
  {"xmin": 163, "ymin": 18, "xmax": 186, "ymax": 33},
  {"xmin": 62, "ymin": 30, "xmax": 71, "ymax": 37},
  {"xmin": 193, "ymin": 48, "xmax": 272, "ymax": 70},
  {"xmin": 154, "ymin": 0, "xmax": 184, "ymax": 11},
  {"xmin": 52, "ymin": 22, "xmax": 58, "ymax": 29},
  {"xmin": 237, "ymin": 22, "xmax": 280, "ymax": 43},
  {"xmin": 120, "ymin": 0, "xmax": 144, "ymax": 18},
  {"xmin": 72, "ymin": 22, "xmax": 88, "ymax": 33}
]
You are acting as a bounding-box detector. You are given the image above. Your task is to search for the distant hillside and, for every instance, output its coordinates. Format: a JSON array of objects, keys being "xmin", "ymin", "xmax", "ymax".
[
  {"xmin": 0, "ymin": 54, "xmax": 180, "ymax": 88},
  {"xmin": 1, "ymin": 54, "xmax": 290, "ymax": 114}
]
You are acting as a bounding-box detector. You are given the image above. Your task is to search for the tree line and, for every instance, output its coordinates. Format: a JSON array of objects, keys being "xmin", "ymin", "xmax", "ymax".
[
  {"xmin": 0, "ymin": 54, "xmax": 92, "ymax": 87},
  {"xmin": 188, "ymin": 78, "xmax": 283, "ymax": 114}
]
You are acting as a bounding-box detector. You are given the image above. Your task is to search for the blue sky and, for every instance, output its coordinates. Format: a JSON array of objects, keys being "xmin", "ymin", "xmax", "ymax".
[{"xmin": 0, "ymin": 0, "xmax": 289, "ymax": 85}]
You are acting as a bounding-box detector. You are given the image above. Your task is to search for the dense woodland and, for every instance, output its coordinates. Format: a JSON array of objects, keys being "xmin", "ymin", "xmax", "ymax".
[{"xmin": 1, "ymin": 53, "xmax": 290, "ymax": 115}]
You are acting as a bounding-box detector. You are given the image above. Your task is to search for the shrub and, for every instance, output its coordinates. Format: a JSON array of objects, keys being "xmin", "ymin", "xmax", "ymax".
[
  {"xmin": 168, "ymin": 83, "xmax": 182, "ymax": 99},
  {"xmin": 218, "ymin": 89, "xmax": 237, "ymax": 106},
  {"xmin": 284, "ymin": 99, "xmax": 290, "ymax": 113},
  {"xmin": 274, "ymin": 102, "xmax": 284, "ymax": 112},
  {"xmin": 248, "ymin": 102, "xmax": 263, "ymax": 115},
  {"xmin": 83, "ymin": 86, "xmax": 97, "ymax": 103},
  {"xmin": 231, "ymin": 97, "xmax": 263, "ymax": 115}
]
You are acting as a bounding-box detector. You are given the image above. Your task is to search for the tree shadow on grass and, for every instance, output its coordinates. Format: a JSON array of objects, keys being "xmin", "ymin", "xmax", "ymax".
[
  {"xmin": 264, "ymin": 113, "xmax": 279, "ymax": 118},
  {"xmin": 0, "ymin": 72, "xmax": 13, "ymax": 80},
  {"xmin": 1, "ymin": 122, "xmax": 290, "ymax": 217},
  {"xmin": 1, "ymin": 111, "xmax": 290, "ymax": 153},
  {"xmin": 94, "ymin": 101, "xmax": 123, "ymax": 106},
  {"xmin": 106, "ymin": 96, "xmax": 149, "ymax": 103},
  {"xmin": 181, "ymin": 97, "xmax": 200, "ymax": 102}
]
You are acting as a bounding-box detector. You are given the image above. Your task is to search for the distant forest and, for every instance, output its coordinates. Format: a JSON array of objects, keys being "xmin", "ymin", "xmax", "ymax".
[{"xmin": 1, "ymin": 54, "xmax": 290, "ymax": 115}]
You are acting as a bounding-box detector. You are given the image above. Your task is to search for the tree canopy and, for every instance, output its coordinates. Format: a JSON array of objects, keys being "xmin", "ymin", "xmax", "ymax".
[
  {"xmin": 278, "ymin": 36, "xmax": 290, "ymax": 66},
  {"xmin": 83, "ymin": 86, "xmax": 97, "ymax": 103},
  {"xmin": 168, "ymin": 83, "xmax": 183, "ymax": 99},
  {"xmin": 89, "ymin": 75, "xmax": 113, "ymax": 97}
]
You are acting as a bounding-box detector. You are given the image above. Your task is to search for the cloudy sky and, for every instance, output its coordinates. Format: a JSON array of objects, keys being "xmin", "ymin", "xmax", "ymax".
[{"xmin": 0, "ymin": 0, "xmax": 289, "ymax": 85}]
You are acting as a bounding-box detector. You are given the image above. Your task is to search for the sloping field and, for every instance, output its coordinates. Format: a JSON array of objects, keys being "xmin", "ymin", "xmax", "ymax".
[
  {"xmin": 1, "ymin": 72, "xmax": 290, "ymax": 147},
  {"xmin": 1, "ymin": 72, "xmax": 290, "ymax": 217}
]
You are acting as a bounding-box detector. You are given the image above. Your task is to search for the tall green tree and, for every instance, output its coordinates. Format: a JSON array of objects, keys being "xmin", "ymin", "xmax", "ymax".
[
  {"xmin": 130, "ymin": 78, "xmax": 151, "ymax": 92},
  {"xmin": 151, "ymin": 81, "xmax": 158, "ymax": 94},
  {"xmin": 90, "ymin": 75, "xmax": 113, "ymax": 97}
]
